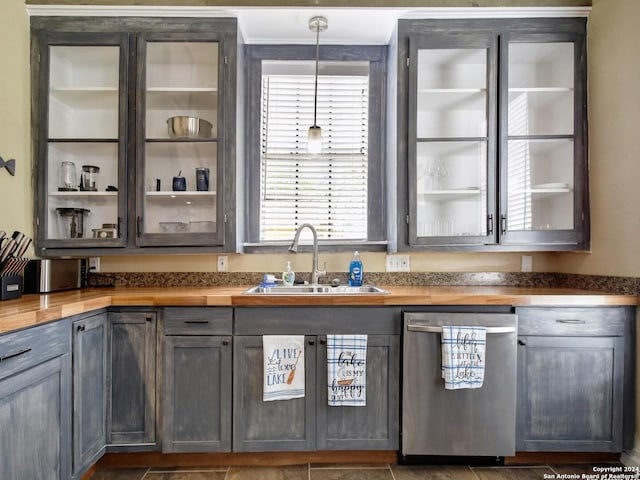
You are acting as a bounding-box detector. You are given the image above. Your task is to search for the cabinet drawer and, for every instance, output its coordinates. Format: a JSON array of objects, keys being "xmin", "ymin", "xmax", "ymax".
[
  {"xmin": 0, "ymin": 319, "xmax": 70, "ymax": 380},
  {"xmin": 517, "ymin": 307, "xmax": 626, "ymax": 336},
  {"xmin": 163, "ymin": 307, "xmax": 232, "ymax": 336}
]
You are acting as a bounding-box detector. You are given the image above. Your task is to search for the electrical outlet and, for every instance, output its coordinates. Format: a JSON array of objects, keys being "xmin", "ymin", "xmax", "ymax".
[
  {"xmin": 521, "ymin": 255, "xmax": 533, "ymax": 273},
  {"xmin": 386, "ymin": 255, "xmax": 410, "ymax": 272},
  {"xmin": 88, "ymin": 257, "xmax": 100, "ymax": 273},
  {"xmin": 217, "ymin": 255, "xmax": 228, "ymax": 272}
]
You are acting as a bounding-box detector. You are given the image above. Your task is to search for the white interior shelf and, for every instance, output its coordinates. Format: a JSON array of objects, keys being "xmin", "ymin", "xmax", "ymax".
[
  {"xmin": 145, "ymin": 191, "xmax": 217, "ymax": 206},
  {"xmin": 48, "ymin": 191, "xmax": 118, "ymax": 198}
]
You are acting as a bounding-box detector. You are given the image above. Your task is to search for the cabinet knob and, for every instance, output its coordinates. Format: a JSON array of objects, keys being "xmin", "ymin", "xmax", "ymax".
[
  {"xmin": 518, "ymin": 339, "xmax": 526, "ymax": 346},
  {"xmin": 308, "ymin": 338, "xmax": 315, "ymax": 346},
  {"xmin": 145, "ymin": 315, "xmax": 153, "ymax": 322},
  {"xmin": 222, "ymin": 338, "xmax": 230, "ymax": 346},
  {"xmin": 319, "ymin": 337, "xmax": 327, "ymax": 345},
  {"xmin": 77, "ymin": 324, "xmax": 85, "ymax": 332}
]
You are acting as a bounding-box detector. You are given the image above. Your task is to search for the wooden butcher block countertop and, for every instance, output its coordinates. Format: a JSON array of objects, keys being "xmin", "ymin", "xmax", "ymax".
[{"xmin": 0, "ymin": 285, "xmax": 637, "ymax": 335}]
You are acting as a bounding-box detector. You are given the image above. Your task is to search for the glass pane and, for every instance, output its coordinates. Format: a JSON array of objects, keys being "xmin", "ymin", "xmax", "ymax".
[
  {"xmin": 508, "ymin": 43, "xmax": 574, "ymax": 136},
  {"xmin": 416, "ymin": 48, "xmax": 487, "ymax": 139},
  {"xmin": 416, "ymin": 141, "xmax": 488, "ymax": 237},
  {"xmin": 48, "ymin": 46, "xmax": 120, "ymax": 139},
  {"xmin": 507, "ymin": 139, "xmax": 574, "ymax": 231},
  {"xmin": 144, "ymin": 42, "xmax": 219, "ymax": 235},
  {"xmin": 143, "ymin": 143, "xmax": 218, "ymax": 235},
  {"xmin": 47, "ymin": 46, "xmax": 121, "ymax": 241},
  {"xmin": 47, "ymin": 143, "xmax": 120, "ymax": 240},
  {"xmin": 145, "ymin": 42, "xmax": 219, "ymax": 139}
]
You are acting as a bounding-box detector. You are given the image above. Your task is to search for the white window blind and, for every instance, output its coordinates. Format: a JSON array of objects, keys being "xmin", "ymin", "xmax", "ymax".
[{"xmin": 260, "ymin": 71, "xmax": 369, "ymax": 242}]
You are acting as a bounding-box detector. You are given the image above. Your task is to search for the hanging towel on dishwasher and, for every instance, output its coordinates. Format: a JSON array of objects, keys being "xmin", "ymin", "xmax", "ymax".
[
  {"xmin": 327, "ymin": 334, "xmax": 367, "ymax": 406},
  {"xmin": 441, "ymin": 326, "xmax": 486, "ymax": 390},
  {"xmin": 263, "ymin": 335, "xmax": 305, "ymax": 401}
]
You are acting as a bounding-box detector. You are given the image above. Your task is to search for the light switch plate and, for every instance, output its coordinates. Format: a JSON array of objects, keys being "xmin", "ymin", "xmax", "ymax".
[
  {"xmin": 386, "ymin": 255, "xmax": 410, "ymax": 272},
  {"xmin": 217, "ymin": 255, "xmax": 228, "ymax": 272}
]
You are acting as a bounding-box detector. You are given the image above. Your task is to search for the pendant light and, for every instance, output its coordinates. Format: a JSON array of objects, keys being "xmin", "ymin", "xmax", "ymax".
[{"xmin": 308, "ymin": 16, "xmax": 327, "ymax": 155}]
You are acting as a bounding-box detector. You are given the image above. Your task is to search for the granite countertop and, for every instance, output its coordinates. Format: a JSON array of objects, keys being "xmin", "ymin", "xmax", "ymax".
[{"xmin": 0, "ymin": 285, "xmax": 637, "ymax": 335}]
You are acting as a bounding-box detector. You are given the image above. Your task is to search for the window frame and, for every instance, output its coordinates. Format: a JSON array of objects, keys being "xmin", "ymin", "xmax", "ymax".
[{"xmin": 244, "ymin": 44, "xmax": 387, "ymax": 252}]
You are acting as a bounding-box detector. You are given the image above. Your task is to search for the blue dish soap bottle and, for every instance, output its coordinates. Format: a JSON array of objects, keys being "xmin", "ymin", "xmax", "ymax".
[{"xmin": 348, "ymin": 251, "xmax": 363, "ymax": 287}]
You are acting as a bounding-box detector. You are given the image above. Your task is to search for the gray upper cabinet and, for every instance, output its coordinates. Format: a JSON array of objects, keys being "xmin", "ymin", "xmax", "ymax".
[
  {"xmin": 106, "ymin": 310, "xmax": 157, "ymax": 448},
  {"xmin": 161, "ymin": 307, "xmax": 233, "ymax": 453},
  {"xmin": 515, "ymin": 307, "xmax": 631, "ymax": 452},
  {"xmin": 30, "ymin": 17, "xmax": 238, "ymax": 256},
  {"xmin": 72, "ymin": 312, "xmax": 107, "ymax": 478},
  {"xmin": 0, "ymin": 320, "xmax": 71, "ymax": 480},
  {"xmin": 397, "ymin": 18, "xmax": 588, "ymax": 251}
]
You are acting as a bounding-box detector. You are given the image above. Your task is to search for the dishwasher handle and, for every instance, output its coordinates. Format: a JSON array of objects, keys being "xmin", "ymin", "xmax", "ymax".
[{"xmin": 407, "ymin": 325, "xmax": 516, "ymax": 334}]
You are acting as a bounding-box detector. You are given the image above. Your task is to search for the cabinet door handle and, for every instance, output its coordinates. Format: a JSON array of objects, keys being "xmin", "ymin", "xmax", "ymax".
[
  {"xmin": 137, "ymin": 216, "xmax": 143, "ymax": 237},
  {"xmin": 77, "ymin": 324, "xmax": 86, "ymax": 332},
  {"xmin": 500, "ymin": 214, "xmax": 507, "ymax": 235},
  {"xmin": 487, "ymin": 214, "xmax": 494, "ymax": 235},
  {"xmin": 556, "ymin": 319, "xmax": 586, "ymax": 324},
  {"xmin": 222, "ymin": 338, "xmax": 230, "ymax": 346},
  {"xmin": 518, "ymin": 339, "xmax": 526, "ymax": 346},
  {"xmin": 184, "ymin": 320, "xmax": 209, "ymax": 324},
  {"xmin": 308, "ymin": 338, "xmax": 315, "ymax": 346},
  {"xmin": 145, "ymin": 314, "xmax": 153, "ymax": 322},
  {"xmin": 1, "ymin": 347, "xmax": 32, "ymax": 362},
  {"xmin": 319, "ymin": 337, "xmax": 327, "ymax": 345}
]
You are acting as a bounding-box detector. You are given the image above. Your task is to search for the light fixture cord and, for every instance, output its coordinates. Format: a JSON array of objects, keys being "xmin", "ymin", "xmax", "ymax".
[{"xmin": 313, "ymin": 20, "xmax": 320, "ymax": 128}]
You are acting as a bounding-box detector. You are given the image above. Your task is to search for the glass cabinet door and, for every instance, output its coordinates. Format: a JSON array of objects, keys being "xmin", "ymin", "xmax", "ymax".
[
  {"xmin": 408, "ymin": 36, "xmax": 497, "ymax": 245},
  {"xmin": 501, "ymin": 33, "xmax": 586, "ymax": 246},
  {"xmin": 41, "ymin": 35, "xmax": 128, "ymax": 248},
  {"xmin": 137, "ymin": 37, "xmax": 223, "ymax": 246}
]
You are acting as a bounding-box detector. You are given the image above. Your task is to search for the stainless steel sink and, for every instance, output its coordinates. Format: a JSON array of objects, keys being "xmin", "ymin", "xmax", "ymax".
[{"xmin": 243, "ymin": 284, "xmax": 388, "ymax": 295}]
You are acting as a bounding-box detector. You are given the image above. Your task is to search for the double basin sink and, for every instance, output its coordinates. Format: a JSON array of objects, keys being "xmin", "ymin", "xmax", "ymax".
[{"xmin": 243, "ymin": 285, "xmax": 388, "ymax": 295}]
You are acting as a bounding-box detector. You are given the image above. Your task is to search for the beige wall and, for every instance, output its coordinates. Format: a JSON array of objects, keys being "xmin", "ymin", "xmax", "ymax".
[
  {"xmin": 0, "ymin": 0, "xmax": 31, "ymax": 244},
  {"xmin": 554, "ymin": 0, "xmax": 640, "ymax": 278},
  {"xmin": 2, "ymin": 0, "xmax": 637, "ymax": 278}
]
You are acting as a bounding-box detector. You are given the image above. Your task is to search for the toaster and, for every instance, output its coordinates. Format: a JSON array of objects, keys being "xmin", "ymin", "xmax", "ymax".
[{"xmin": 24, "ymin": 259, "xmax": 82, "ymax": 293}]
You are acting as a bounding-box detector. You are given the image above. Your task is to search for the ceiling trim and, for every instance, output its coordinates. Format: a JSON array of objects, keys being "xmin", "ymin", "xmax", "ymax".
[
  {"xmin": 25, "ymin": 5, "xmax": 591, "ymax": 18},
  {"xmin": 26, "ymin": 5, "xmax": 591, "ymax": 45}
]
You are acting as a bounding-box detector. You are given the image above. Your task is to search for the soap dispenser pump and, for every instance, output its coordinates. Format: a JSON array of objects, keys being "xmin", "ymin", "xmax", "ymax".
[{"xmin": 282, "ymin": 261, "xmax": 295, "ymax": 286}]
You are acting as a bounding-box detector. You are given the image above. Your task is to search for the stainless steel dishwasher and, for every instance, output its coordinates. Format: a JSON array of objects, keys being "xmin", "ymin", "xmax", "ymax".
[{"xmin": 402, "ymin": 311, "xmax": 518, "ymax": 458}]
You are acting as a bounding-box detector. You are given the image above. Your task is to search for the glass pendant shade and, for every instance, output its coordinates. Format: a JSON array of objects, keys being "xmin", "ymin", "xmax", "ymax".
[
  {"xmin": 308, "ymin": 125, "xmax": 322, "ymax": 154},
  {"xmin": 307, "ymin": 16, "xmax": 327, "ymax": 155}
]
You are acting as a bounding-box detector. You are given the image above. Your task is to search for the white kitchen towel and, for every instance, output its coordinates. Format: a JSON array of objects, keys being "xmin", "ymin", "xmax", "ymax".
[
  {"xmin": 263, "ymin": 335, "xmax": 305, "ymax": 401},
  {"xmin": 327, "ymin": 334, "xmax": 367, "ymax": 406},
  {"xmin": 441, "ymin": 326, "xmax": 486, "ymax": 390}
]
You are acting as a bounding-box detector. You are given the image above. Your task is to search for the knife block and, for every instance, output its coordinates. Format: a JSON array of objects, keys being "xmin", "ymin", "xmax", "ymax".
[{"xmin": 1, "ymin": 274, "xmax": 23, "ymax": 301}]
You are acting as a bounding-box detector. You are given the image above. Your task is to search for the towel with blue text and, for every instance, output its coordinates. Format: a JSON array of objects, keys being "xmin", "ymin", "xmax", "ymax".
[
  {"xmin": 327, "ymin": 334, "xmax": 367, "ymax": 406},
  {"xmin": 441, "ymin": 326, "xmax": 486, "ymax": 390},
  {"xmin": 263, "ymin": 335, "xmax": 305, "ymax": 401}
]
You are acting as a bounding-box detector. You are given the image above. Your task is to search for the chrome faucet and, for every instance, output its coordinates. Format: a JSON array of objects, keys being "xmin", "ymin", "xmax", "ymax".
[{"xmin": 288, "ymin": 223, "xmax": 326, "ymax": 285}]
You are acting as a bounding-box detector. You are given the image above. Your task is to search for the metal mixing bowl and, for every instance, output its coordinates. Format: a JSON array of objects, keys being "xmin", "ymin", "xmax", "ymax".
[{"xmin": 166, "ymin": 116, "xmax": 213, "ymax": 139}]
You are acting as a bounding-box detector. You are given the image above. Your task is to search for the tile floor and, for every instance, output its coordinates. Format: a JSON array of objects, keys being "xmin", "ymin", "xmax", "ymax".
[{"xmin": 91, "ymin": 463, "xmax": 625, "ymax": 480}]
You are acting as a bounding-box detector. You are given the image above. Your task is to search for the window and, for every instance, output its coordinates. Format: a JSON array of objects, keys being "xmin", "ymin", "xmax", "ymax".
[{"xmin": 244, "ymin": 46, "xmax": 386, "ymax": 249}]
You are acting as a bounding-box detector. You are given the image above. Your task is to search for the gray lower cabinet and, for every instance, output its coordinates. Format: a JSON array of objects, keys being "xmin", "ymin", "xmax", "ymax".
[
  {"xmin": 516, "ymin": 307, "xmax": 632, "ymax": 452},
  {"xmin": 0, "ymin": 320, "xmax": 71, "ymax": 480},
  {"xmin": 107, "ymin": 310, "xmax": 158, "ymax": 448},
  {"xmin": 233, "ymin": 307, "xmax": 400, "ymax": 452},
  {"xmin": 72, "ymin": 312, "xmax": 107, "ymax": 479},
  {"xmin": 233, "ymin": 334, "xmax": 317, "ymax": 452},
  {"xmin": 162, "ymin": 307, "xmax": 233, "ymax": 453},
  {"xmin": 317, "ymin": 334, "xmax": 399, "ymax": 450}
]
